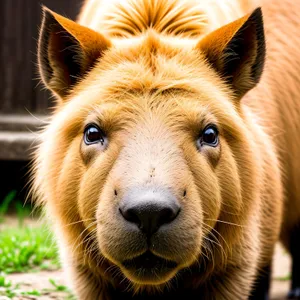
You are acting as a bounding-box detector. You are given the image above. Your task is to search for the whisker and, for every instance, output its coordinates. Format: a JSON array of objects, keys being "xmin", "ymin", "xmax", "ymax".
[
  {"xmin": 64, "ymin": 218, "xmax": 96, "ymax": 227},
  {"xmin": 203, "ymin": 223, "xmax": 230, "ymax": 251},
  {"xmin": 71, "ymin": 221, "xmax": 97, "ymax": 256},
  {"xmin": 205, "ymin": 219, "xmax": 244, "ymax": 227}
]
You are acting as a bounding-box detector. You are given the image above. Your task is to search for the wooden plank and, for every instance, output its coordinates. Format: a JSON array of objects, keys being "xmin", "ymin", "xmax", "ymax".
[
  {"xmin": 0, "ymin": 131, "xmax": 37, "ymax": 160},
  {"xmin": 0, "ymin": 114, "xmax": 46, "ymax": 160},
  {"xmin": 0, "ymin": 114, "xmax": 47, "ymax": 131}
]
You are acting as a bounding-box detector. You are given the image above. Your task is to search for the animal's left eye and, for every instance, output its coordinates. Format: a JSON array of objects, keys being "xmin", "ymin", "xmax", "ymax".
[
  {"xmin": 199, "ymin": 125, "xmax": 219, "ymax": 147},
  {"xmin": 84, "ymin": 124, "xmax": 105, "ymax": 145}
]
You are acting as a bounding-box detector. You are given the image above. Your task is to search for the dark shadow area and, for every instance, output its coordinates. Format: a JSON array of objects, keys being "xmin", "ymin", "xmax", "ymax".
[{"xmin": 0, "ymin": 160, "xmax": 32, "ymax": 207}]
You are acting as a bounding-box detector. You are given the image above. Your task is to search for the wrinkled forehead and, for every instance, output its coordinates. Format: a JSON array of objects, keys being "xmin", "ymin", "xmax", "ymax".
[{"xmin": 83, "ymin": 91, "xmax": 218, "ymax": 132}]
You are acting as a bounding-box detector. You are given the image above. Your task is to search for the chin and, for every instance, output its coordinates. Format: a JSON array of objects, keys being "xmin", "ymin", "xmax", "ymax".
[{"xmin": 120, "ymin": 251, "xmax": 178, "ymax": 285}]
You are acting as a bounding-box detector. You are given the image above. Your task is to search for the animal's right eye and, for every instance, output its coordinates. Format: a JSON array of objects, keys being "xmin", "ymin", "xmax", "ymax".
[
  {"xmin": 84, "ymin": 124, "xmax": 105, "ymax": 145},
  {"xmin": 201, "ymin": 125, "xmax": 219, "ymax": 146},
  {"xmin": 196, "ymin": 124, "xmax": 219, "ymax": 150}
]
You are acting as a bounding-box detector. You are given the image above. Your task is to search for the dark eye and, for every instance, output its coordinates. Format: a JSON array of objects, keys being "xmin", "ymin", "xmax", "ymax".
[
  {"xmin": 84, "ymin": 124, "xmax": 105, "ymax": 145},
  {"xmin": 200, "ymin": 125, "xmax": 219, "ymax": 147}
]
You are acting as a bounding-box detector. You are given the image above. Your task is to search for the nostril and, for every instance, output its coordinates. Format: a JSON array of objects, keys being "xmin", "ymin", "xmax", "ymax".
[
  {"xmin": 114, "ymin": 190, "xmax": 118, "ymax": 196},
  {"xmin": 159, "ymin": 206, "xmax": 180, "ymax": 225},
  {"xmin": 174, "ymin": 206, "xmax": 181, "ymax": 220},
  {"xmin": 119, "ymin": 207, "xmax": 141, "ymax": 227},
  {"xmin": 183, "ymin": 190, "xmax": 187, "ymax": 197}
]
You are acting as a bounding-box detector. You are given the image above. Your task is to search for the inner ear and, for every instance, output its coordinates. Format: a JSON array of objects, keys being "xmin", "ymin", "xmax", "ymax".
[
  {"xmin": 222, "ymin": 12, "xmax": 263, "ymax": 88},
  {"xmin": 197, "ymin": 8, "xmax": 265, "ymax": 99},
  {"xmin": 47, "ymin": 22, "xmax": 83, "ymax": 89},
  {"xmin": 38, "ymin": 8, "xmax": 111, "ymax": 99}
]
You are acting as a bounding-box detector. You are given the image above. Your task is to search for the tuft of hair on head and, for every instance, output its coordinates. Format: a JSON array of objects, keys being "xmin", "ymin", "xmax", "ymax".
[{"xmin": 79, "ymin": 0, "xmax": 209, "ymax": 38}]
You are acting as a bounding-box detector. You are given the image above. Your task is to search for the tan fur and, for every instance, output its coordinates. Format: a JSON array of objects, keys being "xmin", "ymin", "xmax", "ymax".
[
  {"xmin": 78, "ymin": 0, "xmax": 260, "ymax": 36},
  {"xmin": 32, "ymin": 0, "xmax": 300, "ymax": 299}
]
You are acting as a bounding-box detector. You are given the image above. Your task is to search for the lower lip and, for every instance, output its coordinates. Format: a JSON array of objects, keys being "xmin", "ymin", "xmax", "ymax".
[{"xmin": 122, "ymin": 251, "xmax": 177, "ymax": 276}]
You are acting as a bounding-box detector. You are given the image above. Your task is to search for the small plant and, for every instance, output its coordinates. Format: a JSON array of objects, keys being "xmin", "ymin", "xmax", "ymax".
[
  {"xmin": 0, "ymin": 190, "xmax": 17, "ymax": 223},
  {"xmin": 0, "ymin": 274, "xmax": 16, "ymax": 299},
  {"xmin": 0, "ymin": 273, "xmax": 12, "ymax": 287},
  {"xmin": 15, "ymin": 200, "xmax": 31, "ymax": 227},
  {"xmin": 49, "ymin": 278, "xmax": 69, "ymax": 292},
  {"xmin": 2, "ymin": 288, "xmax": 16, "ymax": 299},
  {"xmin": 21, "ymin": 289, "xmax": 42, "ymax": 296},
  {"xmin": 41, "ymin": 279, "xmax": 77, "ymax": 299}
]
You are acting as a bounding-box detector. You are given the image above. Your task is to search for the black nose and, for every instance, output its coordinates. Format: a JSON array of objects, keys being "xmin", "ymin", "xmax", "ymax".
[{"xmin": 119, "ymin": 188, "xmax": 181, "ymax": 236}]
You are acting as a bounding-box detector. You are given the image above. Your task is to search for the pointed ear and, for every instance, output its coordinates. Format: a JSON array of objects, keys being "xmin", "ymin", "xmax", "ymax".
[
  {"xmin": 197, "ymin": 8, "xmax": 265, "ymax": 98},
  {"xmin": 38, "ymin": 7, "xmax": 111, "ymax": 98}
]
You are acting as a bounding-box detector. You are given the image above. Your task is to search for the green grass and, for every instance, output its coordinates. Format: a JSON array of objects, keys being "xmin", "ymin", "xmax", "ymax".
[
  {"xmin": 0, "ymin": 191, "xmax": 58, "ymax": 273},
  {"xmin": 0, "ymin": 225, "xmax": 60, "ymax": 273},
  {"xmin": 0, "ymin": 191, "xmax": 76, "ymax": 299}
]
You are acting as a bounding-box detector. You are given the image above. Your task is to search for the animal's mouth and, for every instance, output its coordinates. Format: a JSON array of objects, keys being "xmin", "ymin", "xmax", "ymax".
[{"xmin": 121, "ymin": 251, "xmax": 178, "ymax": 283}]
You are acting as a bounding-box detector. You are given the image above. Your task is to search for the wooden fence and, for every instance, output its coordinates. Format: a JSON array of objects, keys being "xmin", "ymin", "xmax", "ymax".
[{"xmin": 0, "ymin": 0, "xmax": 82, "ymax": 160}]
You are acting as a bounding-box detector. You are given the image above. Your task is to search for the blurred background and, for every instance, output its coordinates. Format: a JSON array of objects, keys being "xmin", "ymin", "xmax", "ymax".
[
  {"xmin": 0, "ymin": 0, "xmax": 83, "ymax": 202},
  {"xmin": 0, "ymin": 1, "xmax": 83, "ymax": 299},
  {"xmin": 0, "ymin": 1, "xmax": 293, "ymax": 299}
]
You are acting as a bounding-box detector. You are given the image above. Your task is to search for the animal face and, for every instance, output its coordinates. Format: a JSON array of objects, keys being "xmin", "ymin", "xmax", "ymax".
[{"xmin": 35, "ymin": 7, "xmax": 265, "ymax": 288}]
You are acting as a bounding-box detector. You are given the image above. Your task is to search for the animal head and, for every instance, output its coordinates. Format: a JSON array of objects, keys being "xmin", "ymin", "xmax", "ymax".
[{"xmin": 34, "ymin": 6, "xmax": 265, "ymax": 290}]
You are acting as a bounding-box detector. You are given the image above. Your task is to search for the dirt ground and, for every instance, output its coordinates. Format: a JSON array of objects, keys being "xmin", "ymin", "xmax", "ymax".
[
  {"xmin": 3, "ymin": 271, "xmax": 69, "ymax": 300},
  {"xmin": 2, "ymin": 243, "xmax": 291, "ymax": 300},
  {"xmin": 271, "ymin": 244, "xmax": 291, "ymax": 300}
]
